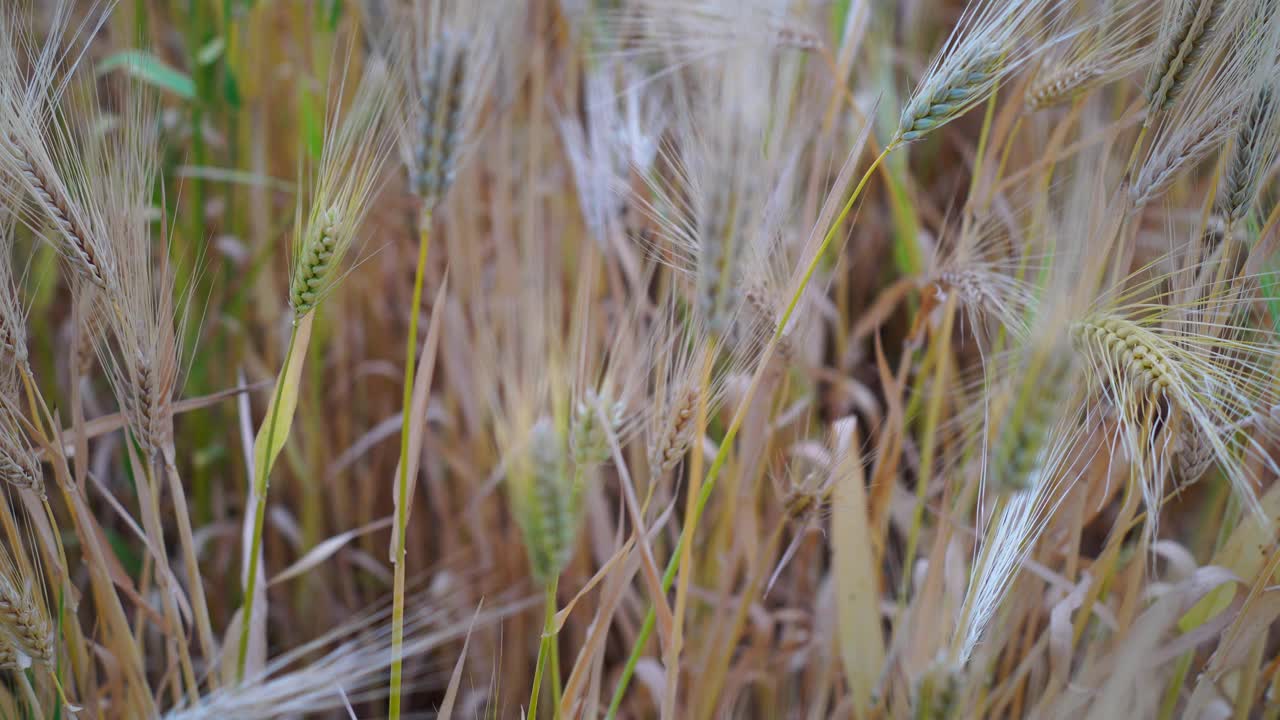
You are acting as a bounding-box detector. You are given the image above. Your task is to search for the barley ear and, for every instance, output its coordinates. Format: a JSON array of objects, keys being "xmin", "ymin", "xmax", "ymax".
[
  {"xmin": 896, "ymin": 46, "xmax": 1001, "ymax": 144},
  {"xmin": 1219, "ymin": 84, "xmax": 1279, "ymax": 224},
  {"xmin": 1144, "ymin": 0, "xmax": 1227, "ymax": 115}
]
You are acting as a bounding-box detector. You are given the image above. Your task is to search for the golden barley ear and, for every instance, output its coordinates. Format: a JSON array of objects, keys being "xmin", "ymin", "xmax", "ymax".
[{"xmin": 0, "ymin": 533, "xmax": 52, "ymax": 666}]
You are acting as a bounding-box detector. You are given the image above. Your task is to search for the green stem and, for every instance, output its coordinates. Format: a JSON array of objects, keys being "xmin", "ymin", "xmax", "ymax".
[
  {"xmin": 389, "ymin": 212, "xmax": 432, "ymax": 720},
  {"xmin": 530, "ymin": 578, "xmax": 560, "ymax": 719},
  {"xmin": 605, "ymin": 146, "xmax": 893, "ymax": 719},
  {"xmin": 236, "ymin": 322, "xmax": 301, "ymax": 683}
]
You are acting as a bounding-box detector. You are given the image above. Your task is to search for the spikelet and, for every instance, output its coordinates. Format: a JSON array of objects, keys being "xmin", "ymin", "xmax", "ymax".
[
  {"xmin": 1132, "ymin": 115, "xmax": 1239, "ymax": 208},
  {"xmin": 638, "ymin": 56, "xmax": 786, "ymax": 336},
  {"xmin": 570, "ymin": 390, "xmax": 625, "ymax": 469},
  {"xmin": 648, "ymin": 378, "xmax": 702, "ymax": 473},
  {"xmin": 925, "ymin": 219, "xmax": 1041, "ymax": 343},
  {"xmin": 1171, "ymin": 419, "xmax": 1216, "ymax": 482},
  {"xmin": 568, "ymin": 303, "xmax": 650, "ymax": 470},
  {"xmin": 0, "ymin": 3, "xmax": 116, "ymax": 291},
  {"xmin": 288, "ymin": 51, "xmax": 398, "ymax": 319},
  {"xmin": 409, "ymin": 36, "xmax": 465, "ymax": 206},
  {"xmin": 987, "ymin": 349, "xmax": 1075, "ymax": 493},
  {"xmin": 643, "ymin": 297, "xmax": 734, "ymax": 474},
  {"xmin": 0, "ymin": 405, "xmax": 41, "ymax": 495},
  {"xmin": 894, "ymin": 0, "xmax": 1079, "ymax": 144},
  {"xmin": 566, "ymin": 266, "xmax": 655, "ymax": 471},
  {"xmin": 1024, "ymin": 0, "xmax": 1158, "ymax": 111},
  {"xmin": 637, "ymin": 43, "xmax": 810, "ymax": 344},
  {"xmin": 899, "ymin": 44, "xmax": 1002, "ymax": 143},
  {"xmin": 1132, "ymin": 0, "xmax": 1278, "ymax": 208},
  {"xmin": 511, "ymin": 416, "xmax": 580, "ymax": 585},
  {"xmin": 0, "ymin": 636, "xmax": 19, "ymax": 671}
]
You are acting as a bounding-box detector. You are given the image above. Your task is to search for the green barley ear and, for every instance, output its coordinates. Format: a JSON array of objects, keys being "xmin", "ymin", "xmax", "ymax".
[
  {"xmin": 288, "ymin": 205, "xmax": 342, "ymax": 318},
  {"xmin": 892, "ymin": 0, "xmax": 1082, "ymax": 145},
  {"xmin": 380, "ymin": 0, "xmax": 503, "ymax": 216},
  {"xmin": 287, "ymin": 57, "xmax": 398, "ymax": 320},
  {"xmin": 512, "ymin": 416, "xmax": 581, "ymax": 585},
  {"xmin": 897, "ymin": 45, "xmax": 1002, "ymax": 143}
]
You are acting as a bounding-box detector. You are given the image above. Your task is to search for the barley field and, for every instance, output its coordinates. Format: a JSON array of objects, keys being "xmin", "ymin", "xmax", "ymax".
[{"xmin": 1, "ymin": 0, "xmax": 1280, "ymax": 717}]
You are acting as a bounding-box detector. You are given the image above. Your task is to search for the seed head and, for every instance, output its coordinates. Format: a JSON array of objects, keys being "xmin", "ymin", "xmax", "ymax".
[
  {"xmin": 898, "ymin": 46, "xmax": 1001, "ymax": 144},
  {"xmin": 0, "ymin": 571, "xmax": 52, "ymax": 665},
  {"xmin": 1219, "ymin": 83, "xmax": 1280, "ymax": 225},
  {"xmin": 512, "ymin": 416, "xmax": 580, "ymax": 586},
  {"xmin": 287, "ymin": 50, "xmax": 397, "ymax": 319},
  {"xmin": 289, "ymin": 206, "xmax": 342, "ymax": 318},
  {"xmin": 410, "ymin": 36, "xmax": 468, "ymax": 209},
  {"xmin": 1145, "ymin": 0, "xmax": 1229, "ymax": 114}
]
